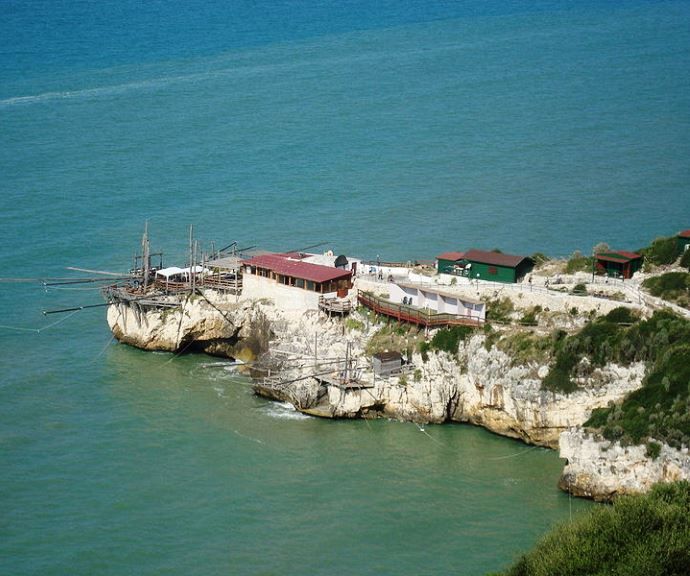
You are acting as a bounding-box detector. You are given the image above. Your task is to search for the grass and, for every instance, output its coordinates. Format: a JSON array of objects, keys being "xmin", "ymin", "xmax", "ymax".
[
  {"xmin": 494, "ymin": 481, "xmax": 690, "ymax": 576},
  {"xmin": 497, "ymin": 330, "xmax": 554, "ymax": 366},
  {"xmin": 344, "ymin": 317, "xmax": 365, "ymax": 331},
  {"xmin": 365, "ymin": 323, "xmax": 423, "ymax": 357}
]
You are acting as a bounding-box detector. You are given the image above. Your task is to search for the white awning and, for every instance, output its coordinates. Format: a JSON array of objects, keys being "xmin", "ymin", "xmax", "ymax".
[
  {"xmin": 156, "ymin": 266, "xmax": 185, "ymax": 278},
  {"xmin": 155, "ymin": 266, "xmax": 209, "ymax": 279}
]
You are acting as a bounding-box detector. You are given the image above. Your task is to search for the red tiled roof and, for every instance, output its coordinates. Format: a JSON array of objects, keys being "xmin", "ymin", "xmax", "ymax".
[
  {"xmin": 463, "ymin": 249, "xmax": 529, "ymax": 268},
  {"xmin": 595, "ymin": 251, "xmax": 642, "ymax": 263},
  {"xmin": 243, "ymin": 253, "xmax": 351, "ymax": 283},
  {"xmin": 678, "ymin": 230, "xmax": 690, "ymax": 238},
  {"xmin": 436, "ymin": 251, "xmax": 465, "ymax": 261}
]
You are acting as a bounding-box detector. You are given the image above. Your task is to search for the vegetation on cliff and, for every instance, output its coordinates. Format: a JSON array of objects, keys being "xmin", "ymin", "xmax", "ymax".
[
  {"xmin": 640, "ymin": 235, "xmax": 683, "ymax": 267},
  {"xmin": 586, "ymin": 343, "xmax": 690, "ymax": 450},
  {"xmin": 494, "ymin": 481, "xmax": 690, "ymax": 576},
  {"xmin": 419, "ymin": 324, "xmax": 476, "ymax": 359},
  {"xmin": 642, "ymin": 272, "xmax": 690, "ymax": 309}
]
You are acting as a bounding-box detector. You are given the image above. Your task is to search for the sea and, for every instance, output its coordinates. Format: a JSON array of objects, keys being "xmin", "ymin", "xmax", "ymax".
[{"xmin": 1, "ymin": 1, "xmax": 689, "ymax": 574}]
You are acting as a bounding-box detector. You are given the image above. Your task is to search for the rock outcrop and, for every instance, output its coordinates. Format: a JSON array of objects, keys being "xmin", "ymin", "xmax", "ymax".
[
  {"xmin": 107, "ymin": 291, "xmax": 273, "ymax": 362},
  {"xmin": 265, "ymin": 331, "xmax": 645, "ymax": 449},
  {"xmin": 559, "ymin": 428, "xmax": 690, "ymax": 501}
]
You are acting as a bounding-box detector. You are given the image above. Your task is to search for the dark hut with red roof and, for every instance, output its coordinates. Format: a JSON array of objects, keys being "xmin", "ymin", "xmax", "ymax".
[{"xmin": 595, "ymin": 250, "xmax": 643, "ymax": 279}]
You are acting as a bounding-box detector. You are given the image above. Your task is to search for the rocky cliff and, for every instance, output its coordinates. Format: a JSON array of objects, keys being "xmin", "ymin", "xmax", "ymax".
[
  {"xmin": 559, "ymin": 428, "xmax": 690, "ymax": 501},
  {"xmin": 107, "ymin": 291, "xmax": 273, "ymax": 361},
  {"xmin": 276, "ymin": 333, "xmax": 645, "ymax": 449}
]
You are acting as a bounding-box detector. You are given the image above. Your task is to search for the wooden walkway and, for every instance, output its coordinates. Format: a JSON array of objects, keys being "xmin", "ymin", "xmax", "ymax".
[
  {"xmin": 318, "ymin": 296, "xmax": 352, "ymax": 315},
  {"xmin": 357, "ymin": 291, "xmax": 482, "ymax": 328}
]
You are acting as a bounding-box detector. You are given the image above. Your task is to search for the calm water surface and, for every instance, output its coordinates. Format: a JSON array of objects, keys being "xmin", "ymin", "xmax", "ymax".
[{"xmin": 1, "ymin": 1, "xmax": 688, "ymax": 573}]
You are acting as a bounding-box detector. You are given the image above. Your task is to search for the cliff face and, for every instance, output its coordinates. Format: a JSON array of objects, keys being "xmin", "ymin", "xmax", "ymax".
[
  {"xmin": 559, "ymin": 429, "xmax": 690, "ymax": 501},
  {"xmin": 107, "ymin": 292, "xmax": 273, "ymax": 361},
  {"xmin": 304, "ymin": 335, "xmax": 645, "ymax": 449}
]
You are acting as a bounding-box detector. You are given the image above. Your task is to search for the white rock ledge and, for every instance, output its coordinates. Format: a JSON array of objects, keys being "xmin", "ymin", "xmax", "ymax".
[{"xmin": 559, "ymin": 428, "xmax": 690, "ymax": 501}]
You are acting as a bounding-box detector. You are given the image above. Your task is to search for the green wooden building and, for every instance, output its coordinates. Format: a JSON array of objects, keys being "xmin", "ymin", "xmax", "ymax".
[
  {"xmin": 677, "ymin": 230, "xmax": 690, "ymax": 253},
  {"xmin": 436, "ymin": 249, "xmax": 533, "ymax": 283},
  {"xmin": 595, "ymin": 251, "xmax": 643, "ymax": 279}
]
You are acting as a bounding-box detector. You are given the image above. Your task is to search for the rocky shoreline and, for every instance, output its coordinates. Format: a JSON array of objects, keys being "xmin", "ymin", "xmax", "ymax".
[{"xmin": 106, "ymin": 283, "xmax": 689, "ymax": 501}]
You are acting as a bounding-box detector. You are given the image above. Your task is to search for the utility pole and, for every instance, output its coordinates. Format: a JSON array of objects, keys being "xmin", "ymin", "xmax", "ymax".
[{"xmin": 142, "ymin": 221, "xmax": 150, "ymax": 289}]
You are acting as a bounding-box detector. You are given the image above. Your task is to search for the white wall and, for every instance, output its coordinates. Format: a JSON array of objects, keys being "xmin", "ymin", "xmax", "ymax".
[
  {"xmin": 389, "ymin": 283, "xmax": 418, "ymax": 305},
  {"xmin": 242, "ymin": 274, "xmax": 323, "ymax": 311},
  {"xmin": 388, "ymin": 283, "xmax": 486, "ymax": 321}
]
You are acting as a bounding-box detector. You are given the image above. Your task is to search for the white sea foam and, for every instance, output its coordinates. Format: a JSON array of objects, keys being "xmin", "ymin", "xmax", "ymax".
[
  {"xmin": 0, "ymin": 71, "xmax": 215, "ymax": 109},
  {"xmin": 262, "ymin": 401, "xmax": 310, "ymax": 421}
]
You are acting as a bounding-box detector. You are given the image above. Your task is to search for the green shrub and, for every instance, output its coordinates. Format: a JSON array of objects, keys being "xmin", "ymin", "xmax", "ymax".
[
  {"xmin": 365, "ymin": 325, "xmax": 424, "ymax": 356},
  {"xmin": 527, "ymin": 308, "xmax": 688, "ymax": 398},
  {"xmin": 344, "ymin": 317, "xmax": 364, "ymax": 331},
  {"xmin": 530, "ymin": 252, "xmax": 550, "ymax": 267},
  {"xmin": 604, "ymin": 306, "xmax": 639, "ymax": 325},
  {"xmin": 646, "ymin": 441, "xmax": 662, "ymax": 460},
  {"xmin": 419, "ymin": 341, "xmax": 430, "ymax": 363},
  {"xmin": 498, "ymin": 330, "xmax": 554, "ymax": 366},
  {"xmin": 642, "ymin": 236, "xmax": 681, "ymax": 266},
  {"xmin": 497, "ymin": 481, "xmax": 690, "ymax": 576},
  {"xmin": 571, "ymin": 283, "xmax": 588, "ymax": 295},
  {"xmin": 643, "ymin": 272, "xmax": 690, "ymax": 308},
  {"xmin": 485, "ymin": 297, "xmax": 515, "ymax": 323},
  {"xmin": 644, "ymin": 272, "xmax": 690, "ymax": 295},
  {"xmin": 565, "ymin": 251, "xmax": 593, "ymax": 274},
  {"xmin": 519, "ymin": 305, "xmax": 542, "ymax": 326},
  {"xmin": 428, "ymin": 325, "xmax": 476, "ymax": 356},
  {"xmin": 586, "ymin": 343, "xmax": 690, "ymax": 448}
]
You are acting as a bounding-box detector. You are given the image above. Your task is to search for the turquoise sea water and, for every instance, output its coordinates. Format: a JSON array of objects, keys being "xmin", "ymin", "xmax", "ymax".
[{"xmin": 1, "ymin": 1, "xmax": 689, "ymax": 574}]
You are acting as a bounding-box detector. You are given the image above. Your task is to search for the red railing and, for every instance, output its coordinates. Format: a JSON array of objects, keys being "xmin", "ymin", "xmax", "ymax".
[{"xmin": 357, "ymin": 292, "xmax": 482, "ymax": 328}]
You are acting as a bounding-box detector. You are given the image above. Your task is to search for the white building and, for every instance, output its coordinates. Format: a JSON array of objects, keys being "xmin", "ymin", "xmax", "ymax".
[{"xmin": 388, "ymin": 282, "xmax": 486, "ymax": 322}]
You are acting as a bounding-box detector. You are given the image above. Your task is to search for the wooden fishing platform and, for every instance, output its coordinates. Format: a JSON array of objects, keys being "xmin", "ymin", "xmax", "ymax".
[{"xmin": 313, "ymin": 373, "xmax": 374, "ymax": 389}]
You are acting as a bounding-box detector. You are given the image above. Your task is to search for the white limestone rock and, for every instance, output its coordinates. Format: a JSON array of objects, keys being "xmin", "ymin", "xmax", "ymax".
[{"xmin": 559, "ymin": 428, "xmax": 690, "ymax": 501}]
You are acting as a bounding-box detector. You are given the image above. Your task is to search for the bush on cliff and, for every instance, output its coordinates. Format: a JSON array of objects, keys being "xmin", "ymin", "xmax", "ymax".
[
  {"xmin": 586, "ymin": 343, "xmax": 690, "ymax": 449},
  {"xmin": 365, "ymin": 324, "xmax": 423, "ymax": 357},
  {"xmin": 565, "ymin": 251, "xmax": 593, "ymax": 274},
  {"xmin": 498, "ymin": 330, "xmax": 555, "ymax": 367},
  {"xmin": 485, "ymin": 297, "xmax": 514, "ymax": 323},
  {"xmin": 542, "ymin": 309, "xmax": 690, "ymax": 394},
  {"xmin": 640, "ymin": 235, "xmax": 682, "ymax": 266},
  {"xmin": 428, "ymin": 325, "xmax": 476, "ymax": 356},
  {"xmin": 643, "ymin": 272, "xmax": 690, "ymax": 309},
  {"xmin": 494, "ymin": 481, "xmax": 690, "ymax": 576}
]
